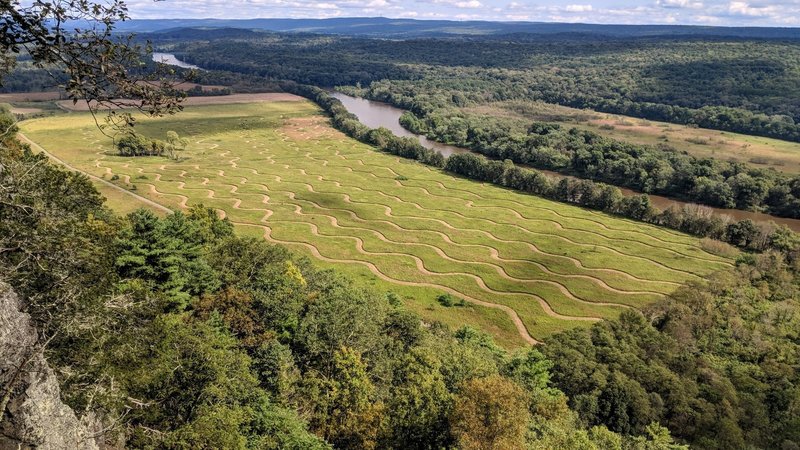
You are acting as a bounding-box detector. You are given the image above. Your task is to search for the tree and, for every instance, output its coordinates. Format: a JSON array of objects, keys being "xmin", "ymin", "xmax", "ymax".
[
  {"xmin": 383, "ymin": 348, "xmax": 453, "ymax": 449},
  {"xmin": 301, "ymin": 347, "xmax": 384, "ymax": 449},
  {"xmin": 115, "ymin": 209, "xmax": 222, "ymax": 309},
  {"xmin": 0, "ymin": 129, "xmax": 117, "ymax": 420},
  {"xmin": 115, "ymin": 133, "xmax": 151, "ymax": 156},
  {"xmin": 117, "ymin": 314, "xmax": 324, "ymax": 448},
  {"xmin": 166, "ymin": 130, "xmax": 188, "ymax": 160},
  {"xmin": 726, "ymin": 219, "xmax": 761, "ymax": 249},
  {"xmin": 1, "ymin": 0, "xmax": 183, "ymax": 129},
  {"xmin": 450, "ymin": 375, "xmax": 531, "ymax": 450}
]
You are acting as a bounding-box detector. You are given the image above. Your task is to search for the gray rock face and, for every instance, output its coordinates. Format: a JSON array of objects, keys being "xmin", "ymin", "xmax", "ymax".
[{"xmin": 0, "ymin": 282, "xmax": 100, "ymax": 450}]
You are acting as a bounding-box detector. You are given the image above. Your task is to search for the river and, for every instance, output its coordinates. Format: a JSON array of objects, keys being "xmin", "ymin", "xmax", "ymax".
[
  {"xmin": 152, "ymin": 52, "xmax": 203, "ymax": 70},
  {"xmin": 332, "ymin": 92, "xmax": 800, "ymax": 231},
  {"xmin": 331, "ymin": 93, "xmax": 468, "ymax": 157},
  {"xmin": 149, "ymin": 53, "xmax": 800, "ymax": 231}
]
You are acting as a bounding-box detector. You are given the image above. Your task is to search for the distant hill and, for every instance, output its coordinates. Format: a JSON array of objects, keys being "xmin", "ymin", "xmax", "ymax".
[{"xmin": 117, "ymin": 17, "xmax": 800, "ymax": 39}]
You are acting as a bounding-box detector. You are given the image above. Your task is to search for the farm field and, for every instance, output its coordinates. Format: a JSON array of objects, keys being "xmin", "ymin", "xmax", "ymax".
[
  {"xmin": 467, "ymin": 100, "xmax": 800, "ymax": 174},
  {"xmin": 20, "ymin": 100, "xmax": 734, "ymax": 347}
]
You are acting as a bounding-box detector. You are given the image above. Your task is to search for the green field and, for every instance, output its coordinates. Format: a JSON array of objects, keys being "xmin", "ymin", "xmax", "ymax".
[{"xmin": 20, "ymin": 100, "xmax": 734, "ymax": 347}]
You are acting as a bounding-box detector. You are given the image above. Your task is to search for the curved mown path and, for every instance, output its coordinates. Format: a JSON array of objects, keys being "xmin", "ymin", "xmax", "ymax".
[{"xmin": 19, "ymin": 104, "xmax": 734, "ymax": 344}]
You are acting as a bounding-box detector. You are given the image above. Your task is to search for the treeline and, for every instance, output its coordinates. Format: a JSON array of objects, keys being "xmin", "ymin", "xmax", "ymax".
[
  {"xmin": 397, "ymin": 109, "xmax": 800, "ymax": 218},
  {"xmin": 171, "ymin": 39, "xmax": 418, "ymax": 87},
  {"xmin": 115, "ymin": 130, "xmax": 188, "ymax": 159},
  {"xmin": 185, "ymin": 85, "xmax": 232, "ymax": 96},
  {"xmin": 2, "ymin": 115, "xmax": 687, "ymax": 449},
  {"xmin": 282, "ymin": 83, "xmax": 800, "ymax": 254},
  {"xmin": 0, "ymin": 66, "xmax": 67, "ymax": 93},
  {"xmin": 561, "ymin": 98, "xmax": 800, "ymax": 143}
]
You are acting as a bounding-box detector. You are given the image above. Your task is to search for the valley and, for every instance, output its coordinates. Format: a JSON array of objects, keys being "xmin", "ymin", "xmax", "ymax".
[{"xmin": 4, "ymin": 8, "xmax": 800, "ymax": 448}]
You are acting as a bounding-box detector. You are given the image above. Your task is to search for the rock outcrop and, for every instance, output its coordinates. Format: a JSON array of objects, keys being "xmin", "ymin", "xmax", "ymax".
[{"xmin": 0, "ymin": 282, "xmax": 100, "ymax": 450}]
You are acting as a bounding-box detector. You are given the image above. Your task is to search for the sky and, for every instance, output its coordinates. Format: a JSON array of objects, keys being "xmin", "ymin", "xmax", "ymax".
[{"xmin": 122, "ymin": 0, "xmax": 800, "ymax": 26}]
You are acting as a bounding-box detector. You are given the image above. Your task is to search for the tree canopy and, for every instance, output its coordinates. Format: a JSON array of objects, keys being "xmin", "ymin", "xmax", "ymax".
[{"xmin": 2, "ymin": 0, "xmax": 182, "ymax": 127}]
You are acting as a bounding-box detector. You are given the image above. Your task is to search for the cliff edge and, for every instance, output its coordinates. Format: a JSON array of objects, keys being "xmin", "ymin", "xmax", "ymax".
[{"xmin": 0, "ymin": 282, "xmax": 100, "ymax": 450}]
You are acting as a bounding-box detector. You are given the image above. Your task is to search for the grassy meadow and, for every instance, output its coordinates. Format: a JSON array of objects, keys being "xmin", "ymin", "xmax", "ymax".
[
  {"xmin": 468, "ymin": 100, "xmax": 800, "ymax": 174},
  {"xmin": 20, "ymin": 100, "xmax": 734, "ymax": 347}
]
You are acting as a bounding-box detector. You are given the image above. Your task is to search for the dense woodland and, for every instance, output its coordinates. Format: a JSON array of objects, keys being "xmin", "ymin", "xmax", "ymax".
[{"xmin": 3, "ymin": 99, "xmax": 800, "ymax": 448}]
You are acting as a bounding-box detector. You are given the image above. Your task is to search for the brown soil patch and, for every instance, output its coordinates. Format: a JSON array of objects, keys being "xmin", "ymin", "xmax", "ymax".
[
  {"xmin": 590, "ymin": 118, "xmax": 657, "ymax": 133},
  {"xmin": 138, "ymin": 80, "xmax": 228, "ymax": 92},
  {"xmin": 9, "ymin": 107, "xmax": 43, "ymax": 115},
  {"xmin": 57, "ymin": 93, "xmax": 304, "ymax": 111},
  {"xmin": 280, "ymin": 116, "xmax": 337, "ymax": 140},
  {"xmin": 0, "ymin": 92, "xmax": 63, "ymax": 102}
]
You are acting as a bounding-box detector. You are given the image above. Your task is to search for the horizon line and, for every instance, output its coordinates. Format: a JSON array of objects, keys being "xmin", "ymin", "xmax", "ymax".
[{"xmin": 122, "ymin": 16, "xmax": 800, "ymax": 30}]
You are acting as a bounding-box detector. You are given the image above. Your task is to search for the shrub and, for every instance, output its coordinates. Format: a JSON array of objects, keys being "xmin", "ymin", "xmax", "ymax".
[
  {"xmin": 437, "ymin": 294, "xmax": 454, "ymax": 307},
  {"xmin": 700, "ymin": 238, "xmax": 738, "ymax": 257}
]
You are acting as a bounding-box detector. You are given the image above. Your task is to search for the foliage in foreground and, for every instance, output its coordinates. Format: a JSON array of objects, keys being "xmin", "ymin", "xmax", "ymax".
[{"xmin": 544, "ymin": 252, "xmax": 800, "ymax": 449}]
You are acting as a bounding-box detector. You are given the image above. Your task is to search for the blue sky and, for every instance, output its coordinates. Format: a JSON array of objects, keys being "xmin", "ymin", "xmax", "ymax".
[{"xmin": 124, "ymin": 0, "xmax": 800, "ymax": 26}]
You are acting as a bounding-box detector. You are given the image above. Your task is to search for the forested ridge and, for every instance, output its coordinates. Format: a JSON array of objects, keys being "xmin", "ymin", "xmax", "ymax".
[
  {"xmin": 114, "ymin": 18, "xmax": 800, "ymax": 39},
  {"xmin": 169, "ymin": 33, "xmax": 800, "ymax": 141}
]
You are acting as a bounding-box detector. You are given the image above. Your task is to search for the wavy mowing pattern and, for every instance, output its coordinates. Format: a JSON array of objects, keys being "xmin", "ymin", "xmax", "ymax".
[{"xmin": 20, "ymin": 104, "xmax": 732, "ymax": 341}]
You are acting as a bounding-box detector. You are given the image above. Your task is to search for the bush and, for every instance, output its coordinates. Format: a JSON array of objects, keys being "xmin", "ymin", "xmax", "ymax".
[
  {"xmin": 437, "ymin": 294, "xmax": 455, "ymax": 307},
  {"xmin": 700, "ymin": 238, "xmax": 738, "ymax": 257}
]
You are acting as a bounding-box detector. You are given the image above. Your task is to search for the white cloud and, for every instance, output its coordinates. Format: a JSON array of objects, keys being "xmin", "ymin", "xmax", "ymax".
[
  {"xmin": 565, "ymin": 4, "xmax": 592, "ymax": 12},
  {"xmin": 431, "ymin": 0, "xmax": 483, "ymax": 9},
  {"xmin": 311, "ymin": 2, "xmax": 339, "ymax": 9},
  {"xmin": 728, "ymin": 1, "xmax": 776, "ymax": 17},
  {"xmin": 658, "ymin": 0, "xmax": 704, "ymax": 9},
  {"xmin": 454, "ymin": 0, "xmax": 482, "ymax": 8}
]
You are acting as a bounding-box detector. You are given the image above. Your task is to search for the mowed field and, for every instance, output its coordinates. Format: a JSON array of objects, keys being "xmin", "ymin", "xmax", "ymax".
[
  {"xmin": 468, "ymin": 101, "xmax": 800, "ymax": 174},
  {"xmin": 20, "ymin": 100, "xmax": 734, "ymax": 347}
]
